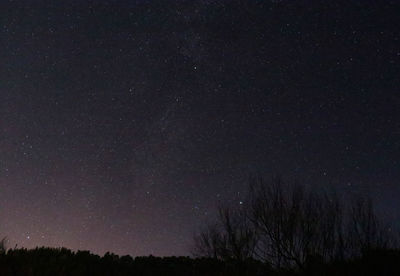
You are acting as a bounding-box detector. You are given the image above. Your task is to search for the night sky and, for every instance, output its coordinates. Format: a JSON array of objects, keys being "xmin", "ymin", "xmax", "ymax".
[{"xmin": 1, "ymin": 0, "xmax": 399, "ymax": 257}]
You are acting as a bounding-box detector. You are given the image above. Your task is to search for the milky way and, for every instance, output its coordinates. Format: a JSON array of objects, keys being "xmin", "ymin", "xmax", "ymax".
[{"xmin": 0, "ymin": 0, "xmax": 399, "ymax": 256}]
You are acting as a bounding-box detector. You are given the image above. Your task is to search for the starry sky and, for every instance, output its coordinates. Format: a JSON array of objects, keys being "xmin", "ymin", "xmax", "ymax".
[{"xmin": 0, "ymin": 0, "xmax": 399, "ymax": 257}]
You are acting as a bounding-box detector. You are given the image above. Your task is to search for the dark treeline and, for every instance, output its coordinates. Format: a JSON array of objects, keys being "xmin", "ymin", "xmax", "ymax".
[
  {"xmin": 193, "ymin": 177, "xmax": 400, "ymax": 275},
  {"xmin": 0, "ymin": 177, "xmax": 399, "ymax": 275},
  {"xmin": 0, "ymin": 246, "xmax": 399, "ymax": 275},
  {"xmin": 0, "ymin": 247, "xmax": 225, "ymax": 276}
]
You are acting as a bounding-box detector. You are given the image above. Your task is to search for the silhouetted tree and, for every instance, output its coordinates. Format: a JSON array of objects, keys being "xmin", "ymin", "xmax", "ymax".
[
  {"xmin": 0, "ymin": 238, "xmax": 6, "ymax": 254},
  {"xmin": 347, "ymin": 197, "xmax": 390, "ymax": 256},
  {"xmin": 217, "ymin": 206, "xmax": 257, "ymax": 261},
  {"xmin": 249, "ymin": 177, "xmax": 336, "ymax": 268},
  {"xmin": 195, "ymin": 176, "xmax": 398, "ymax": 272},
  {"xmin": 193, "ymin": 206, "xmax": 257, "ymax": 262},
  {"xmin": 193, "ymin": 223, "xmax": 221, "ymax": 259}
]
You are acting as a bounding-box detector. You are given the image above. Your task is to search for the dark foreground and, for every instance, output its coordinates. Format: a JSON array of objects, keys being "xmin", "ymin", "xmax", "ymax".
[{"xmin": 0, "ymin": 247, "xmax": 399, "ymax": 275}]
